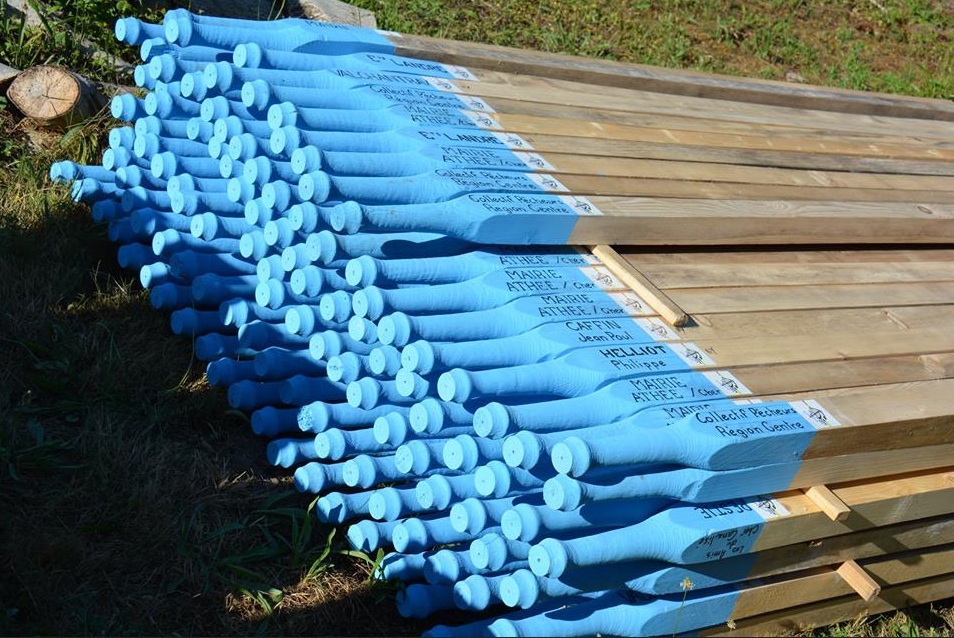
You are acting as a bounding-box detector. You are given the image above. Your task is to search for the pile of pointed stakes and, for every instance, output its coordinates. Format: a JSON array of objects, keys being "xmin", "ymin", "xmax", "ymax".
[{"xmin": 54, "ymin": 9, "xmax": 954, "ymax": 636}]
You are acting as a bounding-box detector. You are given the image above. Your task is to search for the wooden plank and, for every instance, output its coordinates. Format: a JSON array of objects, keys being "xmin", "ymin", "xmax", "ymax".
[
  {"xmin": 508, "ymin": 133, "xmax": 954, "ymax": 176},
  {"xmin": 666, "ymin": 282, "xmax": 954, "ymax": 314},
  {"xmin": 620, "ymin": 247, "xmax": 954, "ymax": 266},
  {"xmin": 728, "ymin": 355, "xmax": 946, "ymax": 397},
  {"xmin": 750, "ymin": 467, "xmax": 954, "ymax": 554},
  {"xmin": 389, "ymin": 33, "xmax": 954, "ymax": 121},
  {"xmin": 673, "ymin": 306, "xmax": 954, "ymax": 342},
  {"xmin": 589, "ymin": 245, "xmax": 688, "ymax": 326},
  {"xmin": 536, "ymin": 153, "xmax": 954, "ymax": 192},
  {"xmin": 689, "ymin": 327, "xmax": 954, "ymax": 369},
  {"xmin": 480, "ymin": 94, "xmax": 950, "ymax": 146},
  {"xmin": 700, "ymin": 572, "xmax": 954, "ymax": 636},
  {"xmin": 449, "ymin": 77, "xmax": 954, "ymax": 143},
  {"xmin": 628, "ymin": 262, "xmax": 954, "ymax": 289},
  {"xmin": 743, "ymin": 514, "xmax": 954, "ymax": 582},
  {"xmin": 562, "ymin": 197, "xmax": 954, "ymax": 246},
  {"xmin": 550, "ymin": 174, "xmax": 954, "ymax": 204},
  {"xmin": 725, "ymin": 545, "xmax": 954, "ymax": 620},
  {"xmin": 480, "ymin": 111, "xmax": 954, "ymax": 162}
]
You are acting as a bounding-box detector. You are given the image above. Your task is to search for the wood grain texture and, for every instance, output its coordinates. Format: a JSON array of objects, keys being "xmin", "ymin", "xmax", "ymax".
[{"xmin": 390, "ymin": 33, "xmax": 954, "ymax": 121}]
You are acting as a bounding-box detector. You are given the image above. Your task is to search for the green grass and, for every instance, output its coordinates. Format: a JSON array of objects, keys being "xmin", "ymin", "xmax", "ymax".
[{"xmin": 1, "ymin": 0, "xmax": 954, "ymax": 636}]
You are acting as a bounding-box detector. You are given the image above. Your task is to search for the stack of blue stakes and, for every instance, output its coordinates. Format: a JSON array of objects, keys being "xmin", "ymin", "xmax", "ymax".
[{"xmin": 55, "ymin": 10, "xmax": 852, "ymax": 636}]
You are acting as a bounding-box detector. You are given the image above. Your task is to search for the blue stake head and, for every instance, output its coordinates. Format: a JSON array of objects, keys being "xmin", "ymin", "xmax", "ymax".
[
  {"xmin": 443, "ymin": 435, "xmax": 478, "ymax": 472},
  {"xmin": 48, "ymin": 160, "xmax": 76, "ymax": 183},
  {"xmin": 395, "ymin": 369, "xmax": 429, "ymax": 399},
  {"xmin": 135, "ymin": 115, "xmax": 160, "ymax": 136},
  {"xmin": 290, "ymin": 145, "xmax": 322, "ymax": 175},
  {"xmin": 298, "ymin": 401, "xmax": 332, "ymax": 433},
  {"xmin": 316, "ymin": 492, "xmax": 347, "ymax": 524},
  {"xmin": 408, "ymin": 398, "xmax": 444, "ymax": 434},
  {"xmin": 138, "ymin": 37, "xmax": 167, "ymax": 62},
  {"xmin": 528, "ymin": 537, "xmax": 569, "ymax": 578},
  {"xmin": 376, "ymin": 312, "xmax": 412, "ymax": 348},
  {"xmin": 162, "ymin": 9, "xmax": 192, "ymax": 45},
  {"xmin": 286, "ymin": 203, "xmax": 311, "ymax": 232},
  {"xmin": 220, "ymin": 298, "xmax": 250, "ymax": 327},
  {"xmin": 348, "ymin": 316, "xmax": 377, "ymax": 343},
  {"xmin": 101, "ymin": 148, "xmax": 123, "ymax": 171},
  {"xmin": 203, "ymin": 60, "xmax": 233, "ymax": 92},
  {"xmin": 147, "ymin": 54, "xmax": 174, "ymax": 82},
  {"xmin": 392, "ymin": 518, "xmax": 428, "ymax": 554},
  {"xmin": 232, "ymin": 42, "xmax": 263, "ymax": 69},
  {"xmin": 284, "ymin": 305, "xmax": 315, "ymax": 336},
  {"xmin": 347, "ymin": 519, "xmax": 384, "ymax": 553},
  {"xmin": 351, "ymin": 286, "xmax": 384, "ymax": 320},
  {"xmin": 342, "ymin": 455, "xmax": 376, "ymax": 489},
  {"xmin": 450, "ymin": 498, "xmax": 487, "ymax": 534},
  {"xmin": 400, "ymin": 339, "xmax": 435, "ymax": 373},
  {"xmin": 139, "ymin": 262, "xmax": 168, "ymax": 289},
  {"xmin": 215, "ymin": 115, "xmax": 244, "ymax": 143},
  {"xmin": 229, "ymin": 133, "xmax": 258, "ymax": 160},
  {"xmin": 269, "ymin": 126, "xmax": 299, "ymax": 155},
  {"xmin": 297, "ymin": 170, "xmax": 331, "ymax": 204},
  {"xmin": 327, "ymin": 201, "xmax": 363, "ymax": 234},
  {"xmin": 369, "ymin": 345, "xmax": 401, "ymax": 376},
  {"xmin": 395, "ymin": 440, "xmax": 429, "ymax": 474},
  {"xmin": 114, "ymin": 17, "xmax": 139, "ymax": 45},
  {"xmin": 179, "ymin": 71, "xmax": 203, "ymax": 100},
  {"xmin": 425, "ymin": 550, "xmax": 462, "ymax": 585},
  {"xmin": 319, "ymin": 290, "xmax": 352, "ymax": 323},
  {"xmin": 373, "ymin": 411, "xmax": 408, "ymax": 446},
  {"xmin": 473, "ymin": 402, "xmax": 513, "ymax": 439},
  {"xmin": 168, "ymin": 173, "xmax": 196, "ymax": 194},
  {"xmin": 542, "ymin": 474, "xmax": 584, "ymax": 512},
  {"xmin": 368, "ymin": 487, "xmax": 403, "ymax": 521},
  {"xmin": 151, "ymin": 151, "xmax": 176, "ymax": 179},
  {"xmin": 416, "ymin": 474, "xmax": 451, "ymax": 510},
  {"xmin": 500, "ymin": 504, "xmax": 540, "ymax": 543},
  {"xmin": 133, "ymin": 64, "xmax": 150, "ymax": 88},
  {"xmin": 437, "ymin": 369, "xmax": 473, "ymax": 403},
  {"xmin": 454, "ymin": 576, "xmax": 492, "ymax": 611},
  {"xmin": 108, "ymin": 126, "xmax": 135, "ymax": 150},
  {"xmin": 269, "ymin": 101, "xmax": 299, "ymax": 131},
  {"xmin": 110, "ymin": 93, "xmax": 138, "ymax": 121},
  {"xmin": 262, "ymin": 218, "xmax": 298, "ymax": 252},
  {"xmin": 255, "ymin": 279, "xmax": 284, "ymax": 309},
  {"xmin": 347, "ymin": 377, "xmax": 381, "ymax": 409},
  {"xmin": 132, "ymin": 132, "xmax": 158, "ymax": 158},
  {"xmin": 293, "ymin": 463, "xmax": 327, "ymax": 493},
  {"xmin": 550, "ymin": 436, "xmax": 593, "ymax": 477},
  {"xmin": 306, "ymin": 230, "xmax": 337, "ymax": 265},
  {"xmin": 227, "ymin": 176, "xmax": 254, "ymax": 204},
  {"xmin": 474, "ymin": 461, "xmax": 511, "ymax": 498},
  {"xmin": 261, "ymin": 180, "xmax": 292, "ymax": 210},
  {"xmin": 326, "ymin": 352, "xmax": 361, "ymax": 383},
  {"xmin": 502, "ymin": 432, "xmax": 544, "ymax": 470},
  {"xmin": 470, "ymin": 532, "xmax": 509, "ymax": 570},
  {"xmin": 314, "ymin": 430, "xmax": 345, "ymax": 461},
  {"xmin": 239, "ymin": 231, "xmax": 268, "ymax": 260},
  {"xmin": 498, "ymin": 570, "xmax": 539, "ymax": 609},
  {"xmin": 201, "ymin": 96, "xmax": 230, "ymax": 123},
  {"xmin": 241, "ymin": 79, "xmax": 272, "ymax": 110},
  {"xmin": 345, "ymin": 255, "xmax": 376, "ymax": 288},
  {"xmin": 310, "ymin": 330, "xmax": 343, "ymax": 361}
]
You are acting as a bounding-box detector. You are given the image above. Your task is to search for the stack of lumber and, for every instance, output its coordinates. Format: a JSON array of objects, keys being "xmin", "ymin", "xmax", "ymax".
[{"xmin": 51, "ymin": 9, "xmax": 954, "ymax": 636}]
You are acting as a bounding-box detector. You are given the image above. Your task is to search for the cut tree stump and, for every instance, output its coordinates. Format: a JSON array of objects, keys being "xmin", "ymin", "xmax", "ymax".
[{"xmin": 7, "ymin": 65, "xmax": 106, "ymax": 128}]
